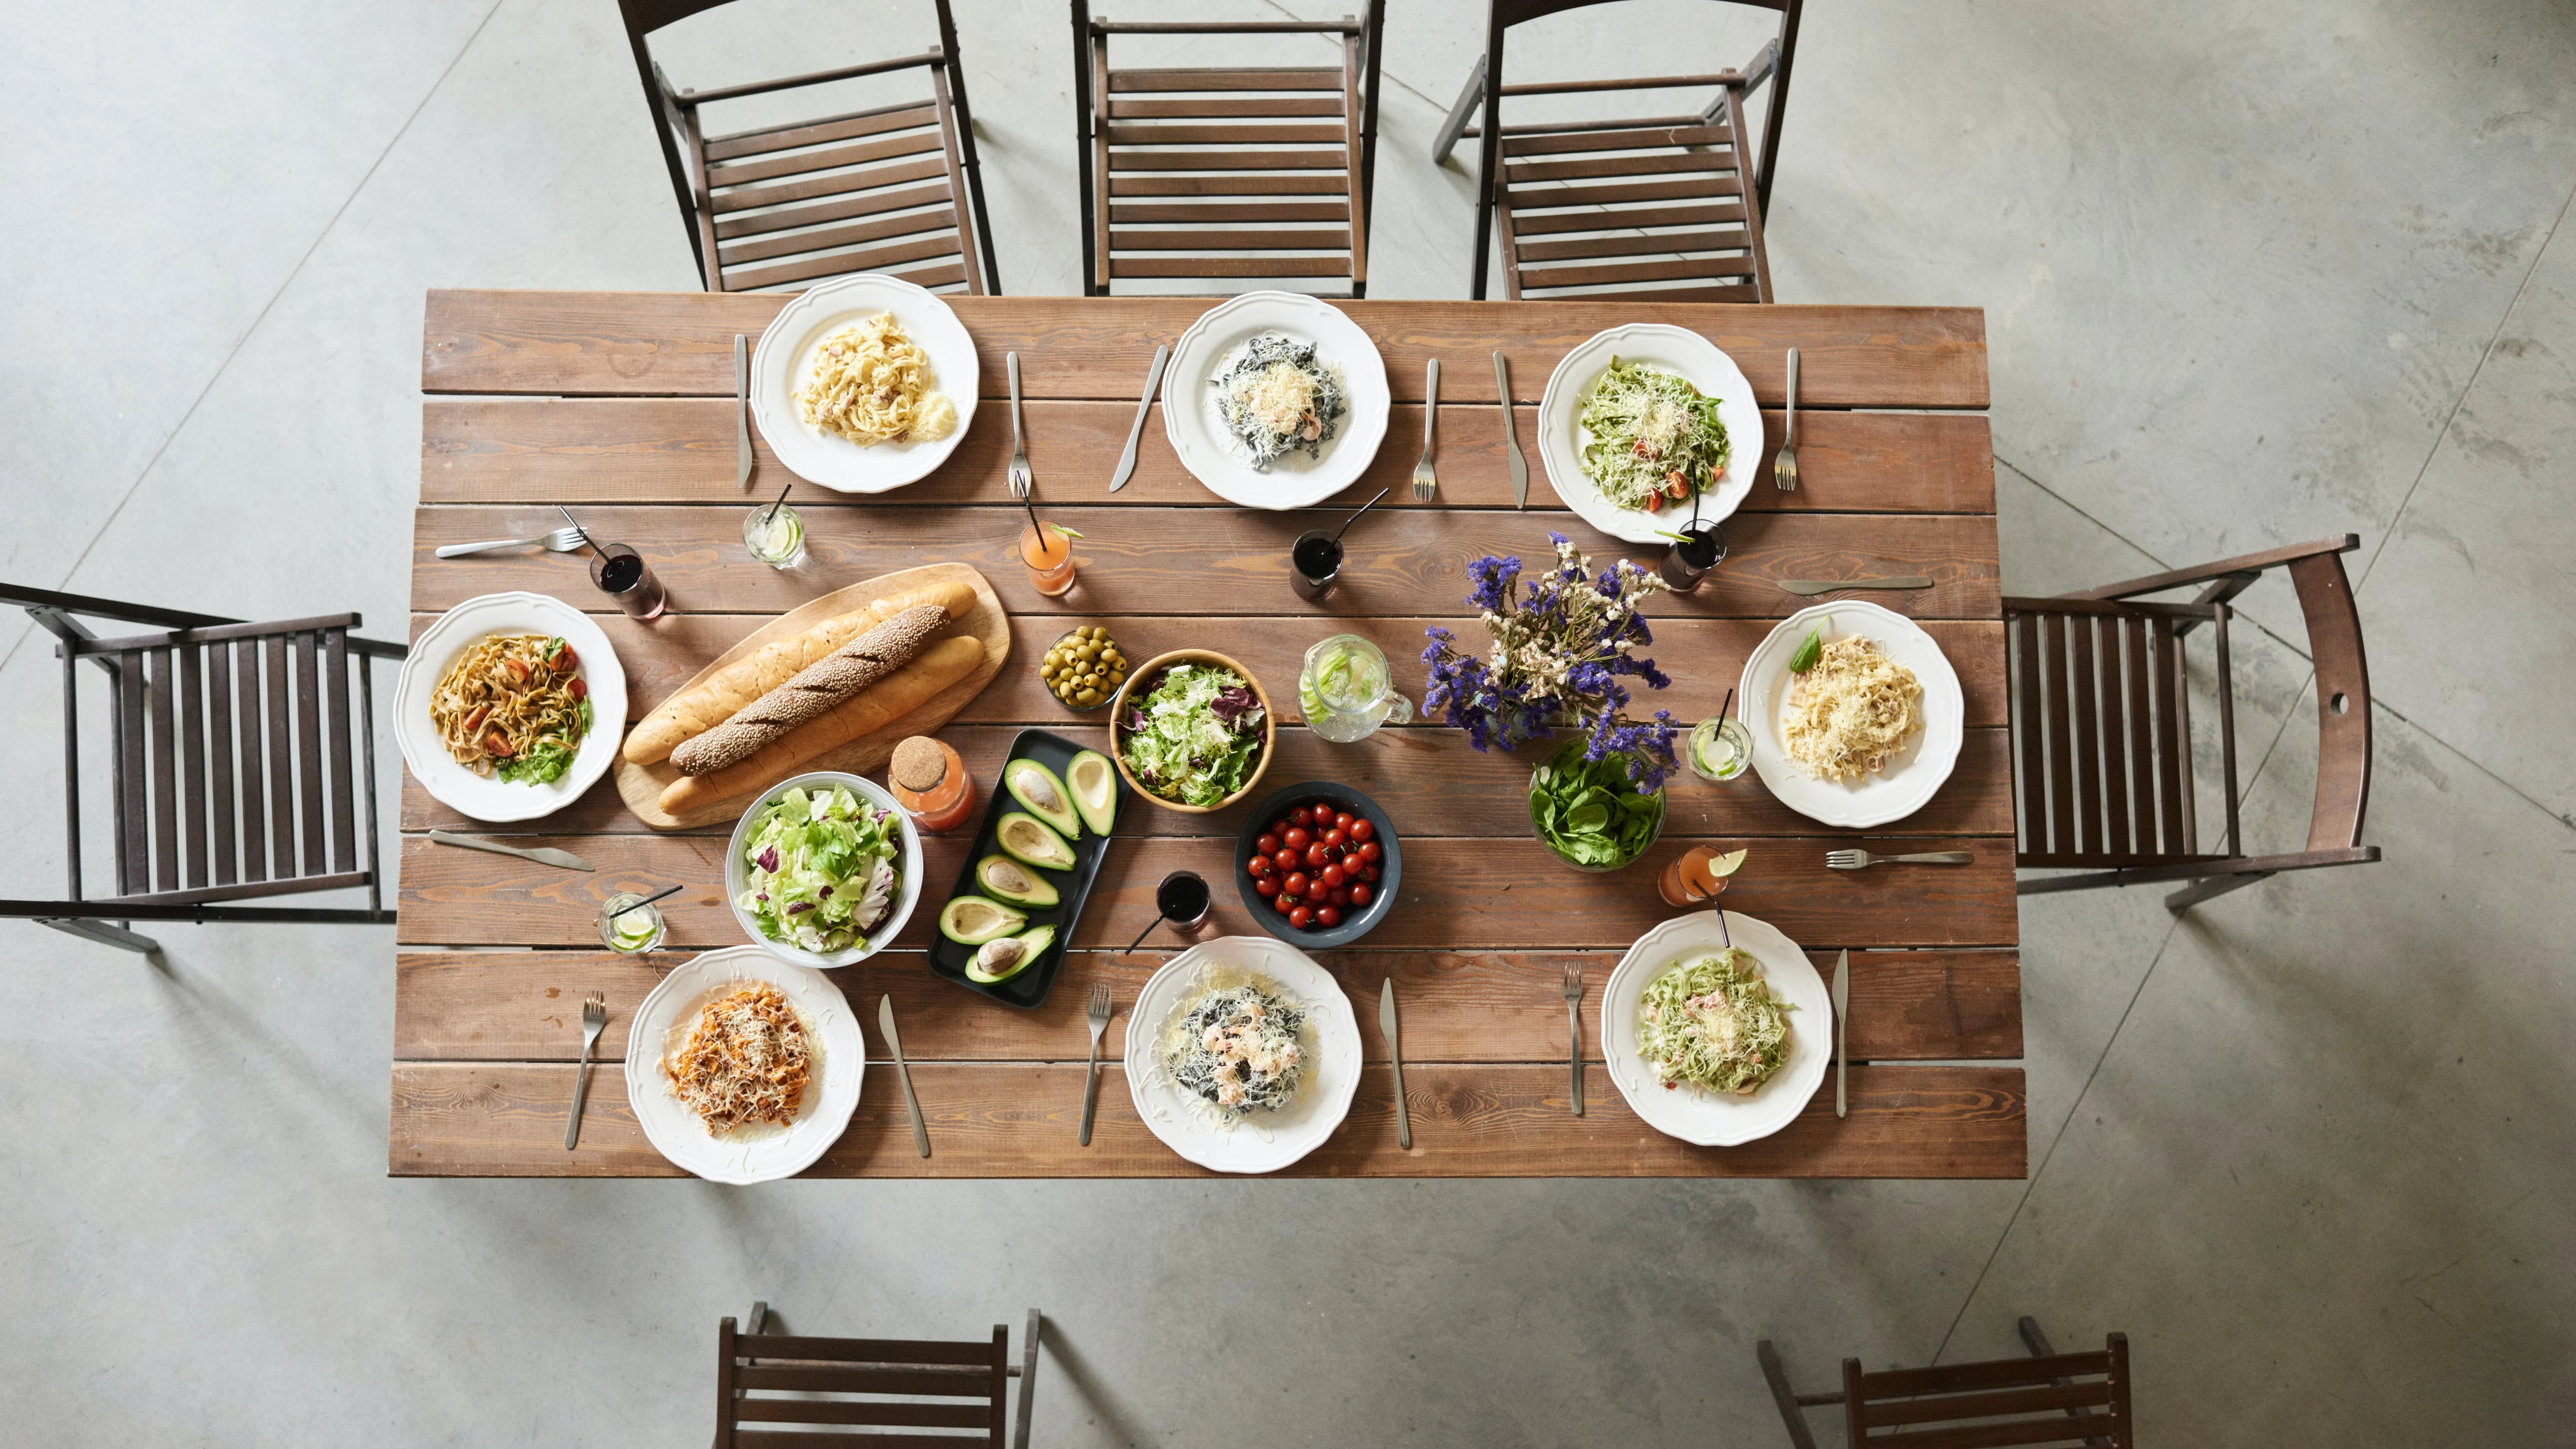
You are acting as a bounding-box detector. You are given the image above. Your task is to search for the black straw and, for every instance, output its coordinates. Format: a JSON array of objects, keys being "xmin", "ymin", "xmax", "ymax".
[
  {"xmin": 763, "ymin": 480, "xmax": 793, "ymax": 525},
  {"xmin": 609, "ymin": 883, "xmax": 683, "ymax": 920},
  {"xmin": 554, "ymin": 504, "xmax": 591, "ymax": 547},
  {"xmin": 1122, "ymin": 912, "xmax": 1168, "ymax": 954},
  {"xmin": 1717, "ymin": 686, "xmax": 1735, "ymax": 722},
  {"xmin": 1331, "ymin": 486, "xmax": 1392, "ymax": 546}
]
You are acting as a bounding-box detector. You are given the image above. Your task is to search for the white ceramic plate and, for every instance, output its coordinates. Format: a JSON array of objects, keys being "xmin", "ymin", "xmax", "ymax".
[
  {"xmin": 1738, "ymin": 600, "xmax": 1965, "ymax": 829},
  {"xmin": 724, "ymin": 771, "xmax": 924, "ymax": 968},
  {"xmin": 392, "ymin": 592, "xmax": 626, "ymax": 824},
  {"xmin": 750, "ymin": 274, "xmax": 980, "ymax": 493},
  {"xmin": 1162, "ymin": 291, "xmax": 1390, "ymax": 510},
  {"xmin": 1602, "ymin": 911, "xmax": 1829, "ymax": 1147},
  {"xmin": 623, "ymin": 946, "xmax": 864, "ymax": 1185},
  {"xmin": 1123, "ymin": 935, "xmax": 1361, "ymax": 1174},
  {"xmin": 1537, "ymin": 323, "xmax": 1763, "ymax": 544}
]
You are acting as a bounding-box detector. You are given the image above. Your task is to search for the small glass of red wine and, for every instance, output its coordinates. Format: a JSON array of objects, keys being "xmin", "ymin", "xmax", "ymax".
[
  {"xmin": 1156, "ymin": 870, "xmax": 1213, "ymax": 938},
  {"xmin": 589, "ymin": 539, "xmax": 667, "ymax": 620},
  {"xmin": 1659, "ymin": 522, "xmax": 1727, "ymax": 592},
  {"xmin": 1290, "ymin": 530, "xmax": 1343, "ymax": 601}
]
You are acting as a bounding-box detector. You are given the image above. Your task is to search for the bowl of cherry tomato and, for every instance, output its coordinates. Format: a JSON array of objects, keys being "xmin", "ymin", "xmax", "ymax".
[{"xmin": 1233, "ymin": 781, "xmax": 1402, "ymax": 947}]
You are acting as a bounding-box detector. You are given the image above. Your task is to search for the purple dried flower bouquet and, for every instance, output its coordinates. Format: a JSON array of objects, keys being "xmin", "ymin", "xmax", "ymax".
[{"xmin": 1422, "ymin": 532, "xmax": 1683, "ymax": 793}]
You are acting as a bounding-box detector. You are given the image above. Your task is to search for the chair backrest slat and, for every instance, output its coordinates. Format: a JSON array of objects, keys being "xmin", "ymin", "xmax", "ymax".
[
  {"xmin": 2148, "ymin": 617, "xmax": 2186, "ymax": 853},
  {"xmin": 2013, "ymin": 613, "xmax": 2046, "ymax": 854},
  {"xmin": 2118, "ymin": 615, "xmax": 2154, "ymax": 857},
  {"xmin": 207, "ymin": 639, "xmax": 237, "ymax": 886},
  {"xmin": 235, "ymin": 638, "xmax": 268, "ymax": 883},
  {"xmin": 2291, "ymin": 551, "xmax": 2372, "ymax": 849},
  {"xmin": 148, "ymin": 647, "xmax": 180, "ymax": 892},
  {"xmin": 2066, "ymin": 614, "xmax": 2102, "ymax": 858},
  {"xmin": 2041, "ymin": 612, "xmax": 2075, "ymax": 854},
  {"xmin": 294, "ymin": 632, "xmax": 324, "ymax": 875},
  {"xmin": 1847, "ymin": 1337, "xmax": 2129, "ymax": 1448},
  {"xmin": 718, "ymin": 1322, "xmax": 1009, "ymax": 1448},
  {"xmin": 264, "ymin": 635, "xmax": 294, "ymax": 878},
  {"xmin": 325, "ymin": 629, "xmax": 357, "ymax": 874},
  {"xmin": 178, "ymin": 644, "xmax": 209, "ymax": 889}
]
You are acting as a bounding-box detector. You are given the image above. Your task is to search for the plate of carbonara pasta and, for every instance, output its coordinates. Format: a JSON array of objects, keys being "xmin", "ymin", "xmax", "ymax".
[
  {"xmin": 624, "ymin": 946, "xmax": 863, "ymax": 1184},
  {"xmin": 750, "ymin": 274, "xmax": 979, "ymax": 493},
  {"xmin": 1738, "ymin": 600, "xmax": 1962, "ymax": 828},
  {"xmin": 394, "ymin": 592, "xmax": 626, "ymax": 822}
]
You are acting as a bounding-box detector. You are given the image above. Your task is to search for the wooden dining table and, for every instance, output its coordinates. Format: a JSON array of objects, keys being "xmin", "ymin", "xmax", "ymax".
[{"xmin": 394, "ymin": 289, "xmax": 2023, "ymax": 1179}]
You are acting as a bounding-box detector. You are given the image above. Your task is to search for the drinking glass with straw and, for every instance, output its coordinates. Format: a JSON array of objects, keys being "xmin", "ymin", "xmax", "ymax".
[
  {"xmin": 1017, "ymin": 488, "xmax": 1080, "ymax": 598},
  {"xmin": 1291, "ymin": 485, "xmax": 1389, "ymax": 601},
  {"xmin": 1687, "ymin": 685, "xmax": 1752, "ymax": 783},
  {"xmin": 1657, "ymin": 468, "xmax": 1726, "ymax": 591},
  {"xmin": 743, "ymin": 480, "xmax": 805, "ymax": 568}
]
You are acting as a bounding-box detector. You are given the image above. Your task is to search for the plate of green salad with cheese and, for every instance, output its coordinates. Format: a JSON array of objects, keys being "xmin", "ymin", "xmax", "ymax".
[
  {"xmin": 1537, "ymin": 323, "xmax": 1762, "ymax": 544},
  {"xmin": 724, "ymin": 772, "xmax": 921, "ymax": 966},
  {"xmin": 1600, "ymin": 909, "xmax": 1828, "ymax": 1145},
  {"xmin": 1110, "ymin": 650, "xmax": 1275, "ymax": 812}
]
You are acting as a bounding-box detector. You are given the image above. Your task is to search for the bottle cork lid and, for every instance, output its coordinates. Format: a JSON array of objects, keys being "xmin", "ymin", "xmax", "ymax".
[{"xmin": 890, "ymin": 736, "xmax": 948, "ymax": 792}]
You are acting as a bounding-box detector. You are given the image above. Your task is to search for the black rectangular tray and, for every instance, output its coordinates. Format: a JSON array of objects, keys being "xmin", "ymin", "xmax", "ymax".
[{"xmin": 923, "ymin": 726, "xmax": 1127, "ymax": 1009}]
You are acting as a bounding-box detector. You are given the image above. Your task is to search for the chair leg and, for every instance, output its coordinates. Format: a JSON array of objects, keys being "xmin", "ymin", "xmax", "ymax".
[
  {"xmin": 1756, "ymin": 1340, "xmax": 1824, "ymax": 1449},
  {"xmin": 38, "ymin": 916, "xmax": 162, "ymax": 954},
  {"xmin": 2019, "ymin": 1316, "xmax": 2112, "ymax": 1448},
  {"xmin": 2165, "ymin": 871, "xmax": 2271, "ymax": 911},
  {"xmin": 744, "ymin": 1301, "xmax": 767, "ymax": 1335},
  {"xmin": 1432, "ymin": 56, "xmax": 1482, "ymax": 164},
  {"xmin": 1012, "ymin": 1309, "xmax": 1041, "ymax": 1449}
]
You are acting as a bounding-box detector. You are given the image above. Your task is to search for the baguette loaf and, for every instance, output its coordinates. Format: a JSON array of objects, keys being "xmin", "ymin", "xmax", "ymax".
[
  {"xmin": 670, "ymin": 605, "xmax": 947, "ymax": 775},
  {"xmin": 657, "ymin": 635, "xmax": 987, "ymax": 815},
  {"xmin": 621, "ymin": 580, "xmax": 974, "ymax": 764}
]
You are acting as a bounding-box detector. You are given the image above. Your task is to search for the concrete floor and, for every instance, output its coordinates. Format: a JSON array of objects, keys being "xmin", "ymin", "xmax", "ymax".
[{"xmin": 4, "ymin": 0, "xmax": 2573, "ymax": 1442}]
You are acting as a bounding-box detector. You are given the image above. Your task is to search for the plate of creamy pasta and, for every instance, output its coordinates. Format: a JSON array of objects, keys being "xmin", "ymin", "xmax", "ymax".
[
  {"xmin": 623, "ymin": 946, "xmax": 863, "ymax": 1184},
  {"xmin": 394, "ymin": 592, "xmax": 626, "ymax": 822},
  {"xmin": 1601, "ymin": 911, "xmax": 1828, "ymax": 1147},
  {"xmin": 1163, "ymin": 291, "xmax": 1388, "ymax": 510},
  {"xmin": 750, "ymin": 273, "xmax": 980, "ymax": 493},
  {"xmin": 1738, "ymin": 600, "xmax": 1962, "ymax": 828},
  {"xmin": 1123, "ymin": 935, "xmax": 1361, "ymax": 1174}
]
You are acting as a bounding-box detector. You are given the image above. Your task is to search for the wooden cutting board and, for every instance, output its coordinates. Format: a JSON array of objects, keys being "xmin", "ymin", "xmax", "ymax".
[{"xmin": 613, "ymin": 562, "xmax": 1009, "ymax": 831}]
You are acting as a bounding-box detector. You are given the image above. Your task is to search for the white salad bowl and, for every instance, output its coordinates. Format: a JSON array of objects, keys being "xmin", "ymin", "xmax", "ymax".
[
  {"xmin": 1537, "ymin": 323, "xmax": 1762, "ymax": 544},
  {"xmin": 724, "ymin": 770, "xmax": 923, "ymax": 968},
  {"xmin": 1161, "ymin": 290, "xmax": 1390, "ymax": 510}
]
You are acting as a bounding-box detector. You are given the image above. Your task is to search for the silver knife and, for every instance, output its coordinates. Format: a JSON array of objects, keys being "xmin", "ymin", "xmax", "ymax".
[
  {"xmin": 1108, "ymin": 344, "xmax": 1169, "ymax": 493},
  {"xmin": 1777, "ymin": 577, "xmax": 1935, "ymax": 595},
  {"xmin": 1380, "ymin": 978, "xmax": 1410, "ymax": 1150},
  {"xmin": 878, "ymin": 995, "xmax": 931, "ymax": 1158},
  {"xmin": 1832, "ymin": 949, "xmax": 1850, "ymax": 1120},
  {"xmin": 425, "ymin": 830, "xmax": 592, "ymax": 872},
  {"xmin": 735, "ymin": 334, "xmax": 753, "ymax": 490},
  {"xmin": 1493, "ymin": 351, "xmax": 1526, "ymax": 509}
]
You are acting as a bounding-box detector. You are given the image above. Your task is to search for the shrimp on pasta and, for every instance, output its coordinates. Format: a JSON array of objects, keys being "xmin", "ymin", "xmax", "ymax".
[{"xmin": 429, "ymin": 633, "xmax": 592, "ymax": 784}]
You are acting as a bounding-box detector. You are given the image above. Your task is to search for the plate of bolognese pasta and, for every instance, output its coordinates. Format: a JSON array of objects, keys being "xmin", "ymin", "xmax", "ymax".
[{"xmin": 394, "ymin": 592, "xmax": 626, "ymax": 822}]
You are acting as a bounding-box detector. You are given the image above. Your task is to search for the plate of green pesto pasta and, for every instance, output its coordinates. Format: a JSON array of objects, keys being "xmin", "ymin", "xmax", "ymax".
[
  {"xmin": 1537, "ymin": 324, "xmax": 1762, "ymax": 544},
  {"xmin": 1601, "ymin": 910, "xmax": 1828, "ymax": 1146}
]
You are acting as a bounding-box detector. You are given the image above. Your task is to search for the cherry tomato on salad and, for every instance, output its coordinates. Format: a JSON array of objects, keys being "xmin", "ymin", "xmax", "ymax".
[
  {"xmin": 1348, "ymin": 881, "xmax": 1371, "ymax": 906},
  {"xmin": 568, "ymin": 677, "xmax": 588, "ymax": 700},
  {"xmin": 1314, "ymin": 905, "xmax": 1341, "ymax": 928},
  {"xmin": 1349, "ymin": 817, "xmax": 1374, "ymax": 843}
]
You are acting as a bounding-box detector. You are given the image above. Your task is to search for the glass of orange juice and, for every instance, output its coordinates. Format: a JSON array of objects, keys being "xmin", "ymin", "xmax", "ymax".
[
  {"xmin": 1658, "ymin": 845, "xmax": 1748, "ymax": 908},
  {"xmin": 1019, "ymin": 520, "xmax": 1078, "ymax": 597}
]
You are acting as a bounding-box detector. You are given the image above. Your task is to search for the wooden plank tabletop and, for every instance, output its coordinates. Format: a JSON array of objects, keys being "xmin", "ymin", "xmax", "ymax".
[{"xmin": 399, "ymin": 290, "xmax": 2021, "ymax": 1180}]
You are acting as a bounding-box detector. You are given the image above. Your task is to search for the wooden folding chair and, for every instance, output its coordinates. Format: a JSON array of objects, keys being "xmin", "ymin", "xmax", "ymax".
[
  {"xmin": 1073, "ymin": 3, "xmax": 1388, "ymax": 298},
  {"xmin": 1759, "ymin": 1317, "xmax": 2133, "ymax": 1448},
  {"xmin": 716, "ymin": 1303, "xmax": 1040, "ymax": 1449},
  {"xmin": 619, "ymin": 0, "xmax": 1000, "ymax": 295},
  {"xmin": 2010, "ymin": 534, "xmax": 2381, "ymax": 911},
  {"xmin": 0, "ymin": 583, "xmax": 406, "ymax": 954},
  {"xmin": 1431, "ymin": 0, "xmax": 1804, "ymax": 301}
]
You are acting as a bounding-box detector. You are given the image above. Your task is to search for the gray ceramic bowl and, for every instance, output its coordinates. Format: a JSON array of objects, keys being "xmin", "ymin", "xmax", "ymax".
[{"xmin": 1232, "ymin": 781, "xmax": 1402, "ymax": 948}]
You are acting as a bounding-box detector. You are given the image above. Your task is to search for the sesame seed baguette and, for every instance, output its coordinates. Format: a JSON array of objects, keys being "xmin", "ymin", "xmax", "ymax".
[
  {"xmin": 669, "ymin": 605, "xmax": 948, "ymax": 776},
  {"xmin": 656, "ymin": 635, "xmax": 987, "ymax": 816}
]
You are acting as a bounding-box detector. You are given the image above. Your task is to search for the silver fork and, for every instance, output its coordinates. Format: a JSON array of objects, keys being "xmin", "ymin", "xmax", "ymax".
[
  {"xmin": 1078, "ymin": 981, "xmax": 1112, "ymax": 1146},
  {"xmin": 1006, "ymin": 351, "xmax": 1033, "ymax": 501},
  {"xmin": 1826, "ymin": 848, "xmax": 1974, "ymax": 869},
  {"xmin": 1773, "ymin": 346, "xmax": 1800, "ymax": 492},
  {"xmin": 565, "ymin": 992, "xmax": 606, "ymax": 1150},
  {"xmin": 1412, "ymin": 358, "xmax": 1440, "ymax": 502},
  {"xmin": 436, "ymin": 526, "xmax": 587, "ymax": 559},
  {"xmin": 1560, "ymin": 963, "xmax": 1585, "ymax": 1117}
]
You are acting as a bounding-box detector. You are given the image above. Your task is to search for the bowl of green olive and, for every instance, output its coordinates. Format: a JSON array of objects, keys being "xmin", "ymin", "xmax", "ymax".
[{"xmin": 1040, "ymin": 626, "xmax": 1127, "ymax": 711}]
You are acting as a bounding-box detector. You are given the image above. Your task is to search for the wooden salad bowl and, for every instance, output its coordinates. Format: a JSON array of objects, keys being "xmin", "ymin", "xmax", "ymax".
[{"xmin": 1107, "ymin": 647, "xmax": 1276, "ymax": 814}]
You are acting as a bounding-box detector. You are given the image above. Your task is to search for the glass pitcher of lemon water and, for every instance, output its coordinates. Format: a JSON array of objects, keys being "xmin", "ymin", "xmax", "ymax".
[{"xmin": 1299, "ymin": 634, "xmax": 1414, "ymax": 744}]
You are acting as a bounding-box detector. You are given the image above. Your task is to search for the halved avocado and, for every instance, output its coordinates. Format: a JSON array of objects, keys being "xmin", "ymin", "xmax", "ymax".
[
  {"xmin": 993, "ymin": 811, "xmax": 1076, "ymax": 872},
  {"xmin": 965, "ymin": 923, "xmax": 1057, "ymax": 984},
  {"xmin": 1005, "ymin": 758, "xmax": 1081, "ymax": 839},
  {"xmin": 976, "ymin": 854, "xmax": 1061, "ymax": 909},
  {"xmin": 1066, "ymin": 749, "xmax": 1118, "ymax": 836},
  {"xmin": 938, "ymin": 894, "xmax": 1025, "ymax": 946}
]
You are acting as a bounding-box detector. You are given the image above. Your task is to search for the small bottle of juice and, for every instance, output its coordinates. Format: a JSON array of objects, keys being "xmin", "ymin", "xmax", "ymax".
[{"xmin": 889, "ymin": 735, "xmax": 977, "ymax": 833}]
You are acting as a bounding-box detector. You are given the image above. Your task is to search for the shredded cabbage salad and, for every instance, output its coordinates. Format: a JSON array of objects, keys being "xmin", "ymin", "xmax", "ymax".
[
  {"xmin": 1117, "ymin": 663, "xmax": 1265, "ymax": 808},
  {"xmin": 736, "ymin": 785, "xmax": 901, "ymax": 954},
  {"xmin": 1579, "ymin": 356, "xmax": 1731, "ymax": 512},
  {"xmin": 1637, "ymin": 949, "xmax": 1792, "ymax": 1096}
]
